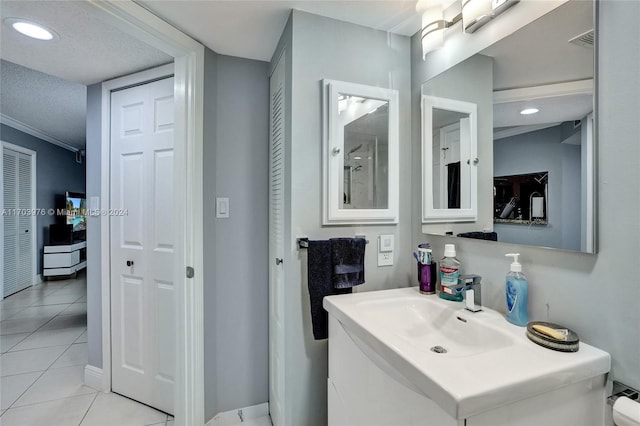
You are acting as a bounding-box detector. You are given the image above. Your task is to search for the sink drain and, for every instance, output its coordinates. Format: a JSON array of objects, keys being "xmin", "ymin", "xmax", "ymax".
[{"xmin": 430, "ymin": 345, "xmax": 447, "ymax": 354}]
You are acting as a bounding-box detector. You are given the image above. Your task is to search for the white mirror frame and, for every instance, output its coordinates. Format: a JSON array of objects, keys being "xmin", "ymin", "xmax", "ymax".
[
  {"xmin": 422, "ymin": 94, "xmax": 478, "ymax": 223},
  {"xmin": 322, "ymin": 79, "xmax": 399, "ymax": 225}
]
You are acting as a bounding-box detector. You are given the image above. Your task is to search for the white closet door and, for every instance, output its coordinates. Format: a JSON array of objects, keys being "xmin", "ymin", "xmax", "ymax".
[
  {"xmin": 3, "ymin": 147, "xmax": 34, "ymax": 298},
  {"xmin": 269, "ymin": 53, "xmax": 286, "ymax": 426},
  {"xmin": 110, "ymin": 77, "xmax": 175, "ymax": 414}
]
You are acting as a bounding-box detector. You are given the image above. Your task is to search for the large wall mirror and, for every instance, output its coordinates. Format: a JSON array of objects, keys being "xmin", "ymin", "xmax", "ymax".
[
  {"xmin": 421, "ymin": 0, "xmax": 596, "ymax": 253},
  {"xmin": 322, "ymin": 79, "xmax": 399, "ymax": 225}
]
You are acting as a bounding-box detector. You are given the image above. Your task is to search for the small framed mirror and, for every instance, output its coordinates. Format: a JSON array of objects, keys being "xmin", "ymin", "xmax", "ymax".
[
  {"xmin": 422, "ymin": 95, "xmax": 478, "ymax": 223},
  {"xmin": 322, "ymin": 79, "xmax": 399, "ymax": 225}
]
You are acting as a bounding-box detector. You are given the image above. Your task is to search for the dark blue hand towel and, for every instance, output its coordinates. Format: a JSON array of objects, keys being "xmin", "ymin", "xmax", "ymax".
[
  {"xmin": 307, "ymin": 240, "xmax": 351, "ymax": 340},
  {"xmin": 330, "ymin": 238, "xmax": 366, "ymax": 289}
]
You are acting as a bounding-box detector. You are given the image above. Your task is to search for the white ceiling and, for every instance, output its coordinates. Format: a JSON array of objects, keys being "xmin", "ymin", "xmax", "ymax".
[{"xmin": 138, "ymin": 0, "xmax": 422, "ymax": 62}]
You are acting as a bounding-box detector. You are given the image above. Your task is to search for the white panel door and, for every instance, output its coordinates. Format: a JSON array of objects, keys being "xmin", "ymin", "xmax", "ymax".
[
  {"xmin": 269, "ymin": 54, "xmax": 286, "ymax": 426},
  {"xmin": 3, "ymin": 147, "xmax": 34, "ymax": 297},
  {"xmin": 110, "ymin": 77, "xmax": 175, "ymax": 414}
]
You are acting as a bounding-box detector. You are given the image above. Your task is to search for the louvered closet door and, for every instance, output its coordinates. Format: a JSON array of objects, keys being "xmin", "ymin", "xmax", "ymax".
[
  {"xmin": 3, "ymin": 147, "xmax": 34, "ymax": 297},
  {"xmin": 269, "ymin": 53, "xmax": 286, "ymax": 426}
]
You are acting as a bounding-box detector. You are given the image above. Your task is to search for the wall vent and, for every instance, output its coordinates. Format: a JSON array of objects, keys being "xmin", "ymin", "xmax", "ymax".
[{"xmin": 569, "ymin": 29, "xmax": 594, "ymax": 49}]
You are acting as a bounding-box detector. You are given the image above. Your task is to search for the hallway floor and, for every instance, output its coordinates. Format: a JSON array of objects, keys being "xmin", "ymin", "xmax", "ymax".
[{"xmin": 1, "ymin": 273, "xmax": 173, "ymax": 426}]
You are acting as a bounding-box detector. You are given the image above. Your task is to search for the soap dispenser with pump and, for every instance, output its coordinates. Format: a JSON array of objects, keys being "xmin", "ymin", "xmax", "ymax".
[{"xmin": 505, "ymin": 253, "xmax": 528, "ymax": 326}]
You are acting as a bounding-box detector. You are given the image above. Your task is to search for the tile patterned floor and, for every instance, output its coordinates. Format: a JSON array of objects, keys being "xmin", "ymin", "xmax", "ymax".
[{"xmin": 1, "ymin": 273, "xmax": 173, "ymax": 426}]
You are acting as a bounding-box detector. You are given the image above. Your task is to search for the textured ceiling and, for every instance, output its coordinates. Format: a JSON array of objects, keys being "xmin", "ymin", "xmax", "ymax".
[
  {"xmin": 0, "ymin": 1, "xmax": 172, "ymax": 85},
  {"xmin": 138, "ymin": 0, "xmax": 422, "ymax": 61},
  {"xmin": 0, "ymin": 1, "xmax": 172, "ymax": 150},
  {"xmin": 1, "ymin": 60, "xmax": 87, "ymax": 150}
]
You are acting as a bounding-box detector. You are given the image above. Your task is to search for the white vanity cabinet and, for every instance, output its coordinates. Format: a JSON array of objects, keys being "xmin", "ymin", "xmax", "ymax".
[{"xmin": 325, "ymin": 288, "xmax": 610, "ymax": 426}]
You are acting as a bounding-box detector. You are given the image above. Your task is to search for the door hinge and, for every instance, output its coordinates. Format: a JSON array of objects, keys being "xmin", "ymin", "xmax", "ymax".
[{"xmin": 186, "ymin": 266, "xmax": 194, "ymax": 278}]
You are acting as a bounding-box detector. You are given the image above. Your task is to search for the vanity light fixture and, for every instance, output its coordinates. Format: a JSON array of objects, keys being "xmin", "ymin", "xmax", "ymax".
[
  {"xmin": 418, "ymin": 0, "xmax": 519, "ymax": 58},
  {"xmin": 417, "ymin": 0, "xmax": 461, "ymax": 58},
  {"xmin": 520, "ymin": 108, "xmax": 539, "ymax": 115},
  {"xmin": 461, "ymin": 0, "xmax": 493, "ymax": 33},
  {"xmin": 5, "ymin": 18, "xmax": 58, "ymax": 41}
]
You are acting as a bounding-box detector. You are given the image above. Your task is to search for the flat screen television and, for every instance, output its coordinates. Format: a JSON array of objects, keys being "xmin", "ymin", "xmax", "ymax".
[{"xmin": 65, "ymin": 192, "xmax": 87, "ymax": 232}]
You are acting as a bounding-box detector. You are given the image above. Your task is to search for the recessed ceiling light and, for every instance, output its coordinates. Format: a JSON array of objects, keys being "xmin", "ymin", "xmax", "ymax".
[
  {"xmin": 5, "ymin": 18, "xmax": 58, "ymax": 41},
  {"xmin": 353, "ymin": 156, "xmax": 362, "ymax": 160},
  {"xmin": 520, "ymin": 108, "xmax": 539, "ymax": 115}
]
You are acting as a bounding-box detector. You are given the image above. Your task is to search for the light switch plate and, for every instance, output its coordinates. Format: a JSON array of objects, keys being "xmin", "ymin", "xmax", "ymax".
[
  {"xmin": 216, "ymin": 197, "xmax": 229, "ymax": 218},
  {"xmin": 90, "ymin": 196, "xmax": 100, "ymax": 211},
  {"xmin": 378, "ymin": 235, "xmax": 394, "ymax": 266}
]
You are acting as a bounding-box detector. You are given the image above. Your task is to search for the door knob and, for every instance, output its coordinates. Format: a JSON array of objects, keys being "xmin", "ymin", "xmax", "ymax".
[{"xmin": 126, "ymin": 260, "xmax": 134, "ymax": 267}]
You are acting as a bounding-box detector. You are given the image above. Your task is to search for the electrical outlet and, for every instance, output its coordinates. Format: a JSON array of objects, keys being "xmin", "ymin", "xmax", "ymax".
[
  {"xmin": 378, "ymin": 251, "xmax": 393, "ymax": 267},
  {"xmin": 378, "ymin": 235, "xmax": 394, "ymax": 266}
]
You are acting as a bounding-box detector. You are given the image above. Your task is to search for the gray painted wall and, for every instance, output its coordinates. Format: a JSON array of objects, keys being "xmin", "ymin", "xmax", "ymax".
[
  {"xmin": 412, "ymin": 0, "xmax": 640, "ymax": 394},
  {"xmin": 203, "ymin": 50, "xmax": 270, "ymax": 420},
  {"xmin": 274, "ymin": 11, "xmax": 412, "ymax": 424},
  {"xmin": 493, "ymin": 125, "xmax": 581, "ymax": 250},
  {"xmin": 85, "ymin": 83, "xmax": 102, "ymax": 368},
  {"xmin": 1, "ymin": 124, "xmax": 85, "ymax": 275}
]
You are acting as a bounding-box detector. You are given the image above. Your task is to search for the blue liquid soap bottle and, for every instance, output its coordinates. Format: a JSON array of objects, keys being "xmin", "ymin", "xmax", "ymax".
[{"xmin": 505, "ymin": 253, "xmax": 528, "ymax": 326}]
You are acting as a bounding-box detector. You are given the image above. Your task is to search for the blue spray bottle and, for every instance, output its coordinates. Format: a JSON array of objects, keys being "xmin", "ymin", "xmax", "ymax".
[{"xmin": 505, "ymin": 253, "xmax": 528, "ymax": 326}]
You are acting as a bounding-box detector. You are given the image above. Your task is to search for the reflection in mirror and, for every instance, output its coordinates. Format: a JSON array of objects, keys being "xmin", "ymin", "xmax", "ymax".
[
  {"xmin": 323, "ymin": 79, "xmax": 399, "ymax": 225},
  {"xmin": 421, "ymin": 0, "xmax": 596, "ymax": 253},
  {"xmin": 340, "ymin": 98, "xmax": 389, "ymax": 209},
  {"xmin": 432, "ymin": 108, "xmax": 471, "ymax": 210},
  {"xmin": 422, "ymin": 94, "xmax": 479, "ymax": 224}
]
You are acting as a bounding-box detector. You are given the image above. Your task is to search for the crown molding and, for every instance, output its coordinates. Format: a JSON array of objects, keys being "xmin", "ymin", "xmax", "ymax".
[{"xmin": 0, "ymin": 114, "xmax": 79, "ymax": 152}]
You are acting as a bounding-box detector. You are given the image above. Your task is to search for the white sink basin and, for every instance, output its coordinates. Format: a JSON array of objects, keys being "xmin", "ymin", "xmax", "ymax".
[
  {"xmin": 324, "ymin": 286, "xmax": 611, "ymax": 419},
  {"xmin": 356, "ymin": 296, "xmax": 515, "ymax": 357}
]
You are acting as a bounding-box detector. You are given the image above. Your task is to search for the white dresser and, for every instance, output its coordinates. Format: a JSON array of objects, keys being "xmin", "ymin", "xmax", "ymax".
[{"xmin": 43, "ymin": 241, "xmax": 87, "ymax": 278}]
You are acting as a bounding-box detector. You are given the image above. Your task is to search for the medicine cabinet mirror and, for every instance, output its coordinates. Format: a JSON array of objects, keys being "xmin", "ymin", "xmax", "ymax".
[
  {"xmin": 322, "ymin": 79, "xmax": 399, "ymax": 225},
  {"xmin": 420, "ymin": 0, "xmax": 596, "ymax": 253},
  {"xmin": 422, "ymin": 95, "xmax": 478, "ymax": 223}
]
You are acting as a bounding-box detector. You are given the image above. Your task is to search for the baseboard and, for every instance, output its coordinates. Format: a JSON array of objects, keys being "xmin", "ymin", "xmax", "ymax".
[
  {"xmin": 206, "ymin": 402, "xmax": 269, "ymax": 425},
  {"xmin": 84, "ymin": 365, "xmax": 106, "ymax": 392}
]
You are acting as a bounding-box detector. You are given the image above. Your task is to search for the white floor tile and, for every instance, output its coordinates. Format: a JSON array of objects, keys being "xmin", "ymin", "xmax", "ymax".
[
  {"xmin": 0, "ymin": 293, "xmax": 39, "ymax": 310},
  {"xmin": 50, "ymin": 343, "xmax": 88, "ymax": 369},
  {"xmin": 0, "ymin": 317, "xmax": 49, "ymax": 335},
  {"xmin": 0, "ymin": 371, "xmax": 42, "ymax": 409},
  {"xmin": 0, "ymin": 333, "xmax": 30, "ymax": 353},
  {"xmin": 8, "ymin": 304, "xmax": 71, "ymax": 321},
  {"xmin": 80, "ymin": 392, "xmax": 167, "ymax": 426},
  {"xmin": 39, "ymin": 314, "xmax": 87, "ymax": 331},
  {"xmin": 0, "ymin": 345, "xmax": 67, "ymax": 376},
  {"xmin": 60, "ymin": 302, "xmax": 87, "ymax": 316},
  {"xmin": 10, "ymin": 326, "xmax": 85, "ymax": 351},
  {"xmin": 0, "ymin": 307, "xmax": 22, "ymax": 321},
  {"xmin": 0, "ymin": 393, "xmax": 96, "ymax": 426},
  {"xmin": 13, "ymin": 365, "xmax": 96, "ymax": 407},
  {"xmin": 75, "ymin": 330, "xmax": 88, "ymax": 343},
  {"xmin": 31, "ymin": 292, "xmax": 84, "ymax": 306}
]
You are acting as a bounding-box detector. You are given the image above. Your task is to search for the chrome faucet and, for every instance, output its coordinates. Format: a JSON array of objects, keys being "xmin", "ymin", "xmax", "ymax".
[
  {"xmin": 461, "ymin": 274, "xmax": 483, "ymax": 312},
  {"xmin": 443, "ymin": 274, "xmax": 483, "ymax": 312}
]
